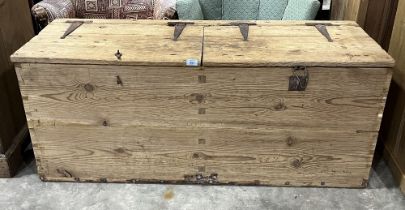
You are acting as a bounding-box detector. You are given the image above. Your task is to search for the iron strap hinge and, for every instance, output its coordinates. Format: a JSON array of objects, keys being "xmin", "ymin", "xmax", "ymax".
[
  {"xmin": 61, "ymin": 20, "xmax": 92, "ymax": 39},
  {"xmin": 227, "ymin": 22, "xmax": 257, "ymax": 41},
  {"xmin": 168, "ymin": 21, "xmax": 195, "ymax": 41},
  {"xmin": 305, "ymin": 23, "xmax": 334, "ymax": 42},
  {"xmin": 289, "ymin": 66, "xmax": 309, "ymax": 91}
]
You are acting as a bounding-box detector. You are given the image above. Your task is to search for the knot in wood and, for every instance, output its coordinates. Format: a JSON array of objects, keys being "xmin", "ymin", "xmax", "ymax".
[
  {"xmin": 116, "ymin": 75, "xmax": 123, "ymax": 86},
  {"xmin": 189, "ymin": 93, "xmax": 205, "ymax": 104},
  {"xmin": 274, "ymin": 101, "xmax": 287, "ymax": 111},
  {"xmin": 192, "ymin": 152, "xmax": 208, "ymax": 160},
  {"xmin": 286, "ymin": 136, "xmax": 296, "ymax": 146},
  {"xmin": 192, "ymin": 153, "xmax": 200, "ymax": 159},
  {"xmin": 291, "ymin": 158, "xmax": 303, "ymax": 169},
  {"xmin": 83, "ymin": 83, "xmax": 94, "ymax": 92}
]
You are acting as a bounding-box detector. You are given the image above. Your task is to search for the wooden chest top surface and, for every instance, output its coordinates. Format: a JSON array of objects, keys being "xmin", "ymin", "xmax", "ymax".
[{"xmin": 11, "ymin": 19, "xmax": 394, "ymax": 68}]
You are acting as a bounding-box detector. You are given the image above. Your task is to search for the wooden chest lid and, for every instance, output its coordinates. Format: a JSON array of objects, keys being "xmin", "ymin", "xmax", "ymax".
[{"xmin": 11, "ymin": 19, "xmax": 394, "ymax": 68}]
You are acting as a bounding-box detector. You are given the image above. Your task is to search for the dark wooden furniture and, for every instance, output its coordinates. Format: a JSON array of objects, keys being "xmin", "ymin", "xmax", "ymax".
[
  {"xmin": 380, "ymin": 0, "xmax": 405, "ymax": 195},
  {"xmin": 0, "ymin": 0, "xmax": 34, "ymax": 177},
  {"xmin": 363, "ymin": 0, "xmax": 398, "ymax": 50}
]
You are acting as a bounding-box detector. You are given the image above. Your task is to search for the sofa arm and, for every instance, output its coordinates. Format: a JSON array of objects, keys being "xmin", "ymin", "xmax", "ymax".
[
  {"xmin": 154, "ymin": 0, "xmax": 177, "ymax": 19},
  {"xmin": 32, "ymin": 0, "xmax": 76, "ymax": 25}
]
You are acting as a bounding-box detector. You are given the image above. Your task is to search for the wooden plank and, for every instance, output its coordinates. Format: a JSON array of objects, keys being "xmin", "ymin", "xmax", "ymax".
[
  {"xmin": 0, "ymin": 0, "xmax": 34, "ymax": 131},
  {"xmin": 390, "ymin": 0, "xmax": 405, "ymax": 88},
  {"xmin": 203, "ymin": 25, "xmax": 394, "ymax": 67},
  {"xmin": 0, "ymin": 31, "xmax": 17, "ymax": 153},
  {"xmin": 11, "ymin": 20, "xmax": 394, "ymax": 67},
  {"xmin": 0, "ymin": 0, "xmax": 34, "ymax": 56},
  {"xmin": 382, "ymin": 0, "xmax": 405, "ymax": 195},
  {"xmin": 11, "ymin": 22, "xmax": 204, "ymax": 66},
  {"xmin": 0, "ymin": 0, "xmax": 34, "ymax": 172},
  {"xmin": 17, "ymin": 64, "xmax": 391, "ymax": 131},
  {"xmin": 384, "ymin": 148, "xmax": 405, "ymax": 195},
  {"xmin": 331, "ymin": 0, "xmax": 369, "ymax": 27},
  {"xmin": 0, "ymin": 157, "xmax": 10, "ymax": 178},
  {"xmin": 0, "ymin": 124, "xmax": 28, "ymax": 178},
  {"xmin": 30, "ymin": 123, "xmax": 374, "ymax": 187},
  {"xmin": 363, "ymin": 0, "xmax": 398, "ymax": 50}
]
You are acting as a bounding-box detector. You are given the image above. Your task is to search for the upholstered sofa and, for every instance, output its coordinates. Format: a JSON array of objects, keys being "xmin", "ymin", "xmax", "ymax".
[
  {"xmin": 32, "ymin": 0, "xmax": 320, "ymax": 28},
  {"xmin": 32, "ymin": 0, "xmax": 177, "ymax": 28},
  {"xmin": 177, "ymin": 0, "xmax": 321, "ymax": 20}
]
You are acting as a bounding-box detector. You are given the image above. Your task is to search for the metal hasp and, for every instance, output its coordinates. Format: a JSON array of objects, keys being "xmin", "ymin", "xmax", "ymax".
[
  {"xmin": 168, "ymin": 21, "xmax": 194, "ymax": 41},
  {"xmin": 228, "ymin": 22, "xmax": 256, "ymax": 41},
  {"xmin": 61, "ymin": 21, "xmax": 89, "ymax": 39},
  {"xmin": 289, "ymin": 66, "xmax": 309, "ymax": 91},
  {"xmin": 305, "ymin": 22, "xmax": 334, "ymax": 42}
]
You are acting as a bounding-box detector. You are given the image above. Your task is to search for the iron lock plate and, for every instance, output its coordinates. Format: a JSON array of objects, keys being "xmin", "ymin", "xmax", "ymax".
[{"xmin": 289, "ymin": 66, "xmax": 309, "ymax": 91}]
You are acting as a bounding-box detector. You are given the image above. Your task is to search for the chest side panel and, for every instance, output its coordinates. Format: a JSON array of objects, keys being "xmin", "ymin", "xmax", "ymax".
[
  {"xmin": 19, "ymin": 64, "xmax": 390, "ymax": 130},
  {"xmin": 18, "ymin": 63, "xmax": 391, "ymax": 187}
]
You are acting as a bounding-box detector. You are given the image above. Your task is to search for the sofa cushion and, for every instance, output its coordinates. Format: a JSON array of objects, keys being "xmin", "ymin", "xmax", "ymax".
[
  {"xmin": 258, "ymin": 0, "xmax": 288, "ymax": 20},
  {"xmin": 154, "ymin": 0, "xmax": 176, "ymax": 19},
  {"xmin": 222, "ymin": 0, "xmax": 259, "ymax": 20},
  {"xmin": 75, "ymin": 0, "xmax": 154, "ymax": 19},
  {"xmin": 177, "ymin": 0, "xmax": 204, "ymax": 20},
  {"xmin": 282, "ymin": 0, "xmax": 320, "ymax": 20},
  {"xmin": 199, "ymin": 0, "xmax": 222, "ymax": 20}
]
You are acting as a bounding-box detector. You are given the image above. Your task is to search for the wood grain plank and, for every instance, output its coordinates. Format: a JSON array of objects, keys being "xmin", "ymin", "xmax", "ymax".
[
  {"xmin": 17, "ymin": 64, "xmax": 391, "ymax": 130},
  {"xmin": 11, "ymin": 23, "xmax": 204, "ymax": 66},
  {"xmin": 383, "ymin": 0, "xmax": 405, "ymax": 195},
  {"xmin": 203, "ymin": 25, "xmax": 393, "ymax": 67},
  {"xmin": 390, "ymin": 0, "xmax": 405, "ymax": 89},
  {"xmin": 331, "ymin": 0, "xmax": 369, "ymax": 27},
  {"xmin": 0, "ymin": 157, "xmax": 11, "ymax": 178},
  {"xmin": 11, "ymin": 19, "xmax": 393, "ymax": 67},
  {"xmin": 0, "ymin": 0, "xmax": 34, "ymax": 175},
  {"xmin": 31, "ymin": 123, "xmax": 373, "ymax": 187},
  {"xmin": 0, "ymin": 124, "xmax": 28, "ymax": 178}
]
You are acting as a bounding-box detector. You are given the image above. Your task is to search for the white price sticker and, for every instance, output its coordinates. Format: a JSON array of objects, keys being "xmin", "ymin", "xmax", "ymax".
[{"xmin": 185, "ymin": 59, "xmax": 199, "ymax": 67}]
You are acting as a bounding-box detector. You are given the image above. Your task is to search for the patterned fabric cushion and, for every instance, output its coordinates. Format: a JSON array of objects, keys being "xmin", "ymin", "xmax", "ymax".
[
  {"xmin": 222, "ymin": 0, "xmax": 259, "ymax": 20},
  {"xmin": 282, "ymin": 0, "xmax": 320, "ymax": 20},
  {"xmin": 258, "ymin": 0, "xmax": 288, "ymax": 20},
  {"xmin": 33, "ymin": 0, "xmax": 76, "ymax": 22},
  {"xmin": 74, "ymin": 0, "xmax": 154, "ymax": 19},
  {"xmin": 177, "ymin": 0, "xmax": 204, "ymax": 20},
  {"xmin": 154, "ymin": 0, "xmax": 176, "ymax": 19},
  {"xmin": 199, "ymin": 0, "xmax": 222, "ymax": 20}
]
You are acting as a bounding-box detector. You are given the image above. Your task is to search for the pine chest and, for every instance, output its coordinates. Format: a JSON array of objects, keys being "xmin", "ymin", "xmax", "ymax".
[{"xmin": 11, "ymin": 19, "xmax": 394, "ymax": 187}]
